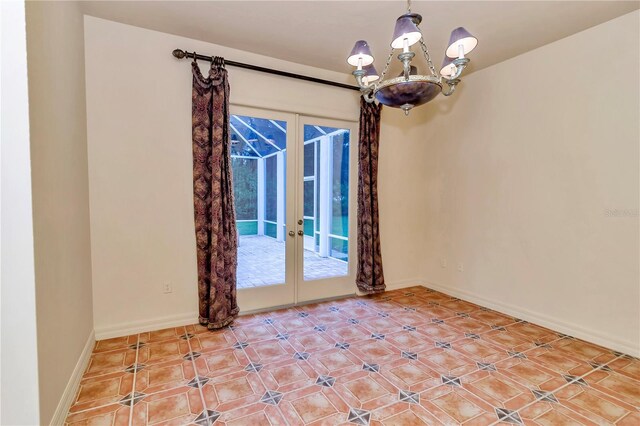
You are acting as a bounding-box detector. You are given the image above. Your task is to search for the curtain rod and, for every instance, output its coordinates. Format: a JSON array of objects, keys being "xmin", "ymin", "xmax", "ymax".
[{"xmin": 172, "ymin": 49, "xmax": 360, "ymax": 92}]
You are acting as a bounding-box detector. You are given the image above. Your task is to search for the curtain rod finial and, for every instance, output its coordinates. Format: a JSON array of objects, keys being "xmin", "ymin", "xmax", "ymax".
[{"xmin": 173, "ymin": 49, "xmax": 186, "ymax": 59}]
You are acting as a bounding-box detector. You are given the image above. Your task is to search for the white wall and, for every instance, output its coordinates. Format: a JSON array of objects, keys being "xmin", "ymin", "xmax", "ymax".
[
  {"xmin": 25, "ymin": 1, "xmax": 95, "ymax": 423},
  {"xmin": 84, "ymin": 17, "xmax": 425, "ymax": 338},
  {"xmin": 0, "ymin": 1, "xmax": 41, "ymax": 424},
  {"xmin": 418, "ymin": 11, "xmax": 640, "ymax": 356}
]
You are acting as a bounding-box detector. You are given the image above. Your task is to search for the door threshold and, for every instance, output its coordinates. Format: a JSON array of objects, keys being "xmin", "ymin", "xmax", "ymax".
[{"xmin": 238, "ymin": 292, "xmax": 356, "ymax": 316}]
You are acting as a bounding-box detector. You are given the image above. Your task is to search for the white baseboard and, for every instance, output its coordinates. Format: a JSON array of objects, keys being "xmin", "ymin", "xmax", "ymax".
[
  {"xmin": 94, "ymin": 312, "xmax": 197, "ymax": 340},
  {"xmin": 95, "ymin": 280, "xmax": 425, "ymax": 340},
  {"xmin": 385, "ymin": 278, "xmax": 425, "ymax": 291},
  {"xmin": 423, "ymin": 280, "xmax": 640, "ymax": 358},
  {"xmin": 50, "ymin": 330, "xmax": 95, "ymax": 426}
]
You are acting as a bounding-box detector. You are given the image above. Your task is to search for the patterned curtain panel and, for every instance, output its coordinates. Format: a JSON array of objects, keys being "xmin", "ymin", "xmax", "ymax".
[
  {"xmin": 191, "ymin": 58, "xmax": 239, "ymax": 329},
  {"xmin": 356, "ymin": 97, "xmax": 386, "ymax": 294}
]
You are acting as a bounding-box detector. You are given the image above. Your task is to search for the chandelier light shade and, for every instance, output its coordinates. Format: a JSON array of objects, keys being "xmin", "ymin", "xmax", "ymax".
[
  {"xmin": 445, "ymin": 27, "xmax": 478, "ymax": 58},
  {"xmin": 362, "ymin": 64, "xmax": 380, "ymax": 84},
  {"xmin": 440, "ymin": 55, "xmax": 456, "ymax": 78},
  {"xmin": 347, "ymin": 40, "xmax": 374, "ymax": 67},
  {"xmin": 391, "ymin": 13, "xmax": 422, "ymax": 49},
  {"xmin": 347, "ymin": 0, "xmax": 478, "ymax": 115}
]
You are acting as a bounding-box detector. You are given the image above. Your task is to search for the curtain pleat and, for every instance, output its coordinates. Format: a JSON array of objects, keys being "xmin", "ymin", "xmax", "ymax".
[
  {"xmin": 191, "ymin": 59, "xmax": 239, "ymax": 329},
  {"xmin": 356, "ymin": 97, "xmax": 386, "ymax": 294}
]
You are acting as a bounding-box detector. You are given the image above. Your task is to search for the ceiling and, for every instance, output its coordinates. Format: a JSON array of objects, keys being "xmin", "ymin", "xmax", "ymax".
[{"xmin": 81, "ymin": 1, "xmax": 639, "ymax": 76}]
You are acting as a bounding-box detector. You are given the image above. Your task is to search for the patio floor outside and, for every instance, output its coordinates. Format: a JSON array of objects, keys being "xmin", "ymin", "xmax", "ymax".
[{"xmin": 237, "ymin": 235, "xmax": 348, "ymax": 288}]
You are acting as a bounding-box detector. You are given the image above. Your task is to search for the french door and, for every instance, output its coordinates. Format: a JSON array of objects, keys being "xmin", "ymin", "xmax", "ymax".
[{"xmin": 230, "ymin": 105, "xmax": 357, "ymax": 312}]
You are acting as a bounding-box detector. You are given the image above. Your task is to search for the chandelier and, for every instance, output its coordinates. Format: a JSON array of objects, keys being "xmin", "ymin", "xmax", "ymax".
[{"xmin": 347, "ymin": 0, "xmax": 478, "ymax": 115}]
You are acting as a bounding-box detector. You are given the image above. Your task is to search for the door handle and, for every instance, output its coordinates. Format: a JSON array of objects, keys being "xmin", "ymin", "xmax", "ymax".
[
  {"xmin": 288, "ymin": 230, "xmax": 295, "ymax": 237},
  {"xmin": 297, "ymin": 230, "xmax": 304, "ymax": 236}
]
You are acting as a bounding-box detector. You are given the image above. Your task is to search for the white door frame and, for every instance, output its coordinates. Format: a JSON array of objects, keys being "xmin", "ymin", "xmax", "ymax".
[{"xmin": 232, "ymin": 105, "xmax": 358, "ymax": 311}]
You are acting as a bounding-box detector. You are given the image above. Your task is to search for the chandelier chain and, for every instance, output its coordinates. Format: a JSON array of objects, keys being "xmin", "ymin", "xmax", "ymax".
[
  {"xmin": 377, "ymin": 49, "xmax": 395, "ymax": 87},
  {"xmin": 419, "ymin": 39, "xmax": 438, "ymax": 77}
]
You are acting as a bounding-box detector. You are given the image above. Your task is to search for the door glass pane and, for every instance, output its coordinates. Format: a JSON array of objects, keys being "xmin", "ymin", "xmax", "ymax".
[
  {"xmin": 231, "ymin": 114, "xmax": 287, "ymax": 288},
  {"xmin": 303, "ymin": 124, "xmax": 350, "ymax": 281}
]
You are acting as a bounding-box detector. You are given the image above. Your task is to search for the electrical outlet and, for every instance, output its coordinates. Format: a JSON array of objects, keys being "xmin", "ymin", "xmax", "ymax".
[
  {"xmin": 457, "ymin": 263, "xmax": 464, "ymax": 272},
  {"xmin": 163, "ymin": 282, "xmax": 173, "ymax": 294},
  {"xmin": 440, "ymin": 258, "xmax": 447, "ymax": 268}
]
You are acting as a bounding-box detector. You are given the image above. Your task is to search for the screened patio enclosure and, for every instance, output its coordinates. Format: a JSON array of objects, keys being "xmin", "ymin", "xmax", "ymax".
[{"xmin": 231, "ymin": 114, "xmax": 350, "ymax": 288}]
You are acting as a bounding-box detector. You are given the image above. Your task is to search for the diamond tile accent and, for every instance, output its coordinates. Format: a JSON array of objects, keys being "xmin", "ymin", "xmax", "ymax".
[
  {"xmin": 233, "ymin": 341, "xmax": 249, "ymax": 350},
  {"xmin": 124, "ymin": 363, "xmax": 145, "ymax": 373},
  {"xmin": 403, "ymin": 325, "xmax": 416, "ymax": 332},
  {"xmin": 508, "ymin": 351, "xmax": 527, "ymax": 359},
  {"xmin": 347, "ymin": 408, "xmax": 371, "ymax": 425},
  {"xmin": 589, "ymin": 362, "xmax": 612, "ymax": 371},
  {"xmin": 298, "ymin": 312, "xmax": 309, "ymax": 318},
  {"xmin": 378, "ymin": 312, "xmax": 389, "ymax": 318},
  {"xmin": 401, "ymin": 351, "xmax": 418, "ymax": 360},
  {"xmin": 294, "ymin": 352, "xmax": 310, "ymax": 360},
  {"xmin": 128, "ymin": 342, "xmax": 146, "ymax": 350},
  {"xmin": 432, "ymin": 318, "xmax": 445, "ymax": 324},
  {"xmin": 194, "ymin": 409, "xmax": 221, "ymax": 426},
  {"xmin": 363, "ymin": 363, "xmax": 379, "ymax": 372},
  {"xmin": 179, "ymin": 333, "xmax": 194, "ymax": 340},
  {"xmin": 441, "ymin": 375, "xmax": 461, "ymax": 386},
  {"xmin": 563, "ymin": 375, "xmax": 588, "ymax": 386},
  {"xmin": 465, "ymin": 333, "xmax": 480, "ymax": 339},
  {"xmin": 495, "ymin": 408, "xmax": 523, "ymax": 424},
  {"xmin": 404, "ymin": 292, "xmax": 414, "ymax": 296},
  {"xmin": 329, "ymin": 306, "xmax": 340, "ymax": 312},
  {"xmin": 187, "ymin": 376, "xmax": 210, "ymax": 388},
  {"xmin": 513, "ymin": 318, "xmax": 526, "ymax": 323},
  {"xmin": 477, "ymin": 362, "xmax": 496, "ymax": 371},
  {"xmin": 263, "ymin": 318, "xmax": 275, "ymax": 325},
  {"xmin": 435, "ymin": 341, "xmax": 452, "ymax": 349},
  {"xmin": 314, "ymin": 325, "xmax": 327, "ymax": 332},
  {"xmin": 456, "ymin": 312, "xmax": 470, "ymax": 318},
  {"xmin": 534, "ymin": 342, "xmax": 552, "ymax": 348},
  {"xmin": 275, "ymin": 333, "xmax": 289, "ymax": 340},
  {"xmin": 558, "ymin": 333, "xmax": 573, "ymax": 339},
  {"xmin": 404, "ymin": 307, "xmax": 417, "ymax": 312},
  {"xmin": 531, "ymin": 390, "xmax": 558, "ymax": 403},
  {"xmin": 118, "ymin": 392, "xmax": 145, "ymax": 407},
  {"xmin": 348, "ymin": 318, "xmax": 360, "ymax": 324},
  {"xmin": 260, "ymin": 390, "xmax": 283, "ymax": 405},
  {"xmin": 398, "ymin": 390, "xmax": 420, "ymax": 404},
  {"xmin": 491, "ymin": 325, "xmax": 506, "ymax": 331},
  {"xmin": 356, "ymin": 301, "xmax": 368, "ymax": 307},
  {"xmin": 371, "ymin": 333, "xmax": 385, "ymax": 340},
  {"xmin": 244, "ymin": 362, "xmax": 263, "ymax": 373},
  {"xmin": 315, "ymin": 375, "xmax": 335, "ymax": 387},
  {"xmin": 335, "ymin": 342, "xmax": 350, "ymax": 350},
  {"xmin": 428, "ymin": 301, "xmax": 439, "ymax": 306},
  {"xmin": 183, "ymin": 351, "xmax": 201, "ymax": 361}
]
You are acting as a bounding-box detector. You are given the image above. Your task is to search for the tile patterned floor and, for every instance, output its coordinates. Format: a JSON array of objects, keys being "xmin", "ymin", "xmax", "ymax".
[
  {"xmin": 237, "ymin": 236, "xmax": 348, "ymax": 288},
  {"xmin": 66, "ymin": 286, "xmax": 640, "ymax": 425}
]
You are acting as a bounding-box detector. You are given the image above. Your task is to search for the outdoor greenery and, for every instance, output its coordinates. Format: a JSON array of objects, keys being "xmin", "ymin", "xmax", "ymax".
[{"xmin": 231, "ymin": 158, "xmax": 257, "ymax": 221}]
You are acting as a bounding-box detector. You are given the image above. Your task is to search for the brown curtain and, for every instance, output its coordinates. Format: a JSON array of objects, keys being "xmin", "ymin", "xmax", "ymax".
[
  {"xmin": 191, "ymin": 57, "xmax": 239, "ymax": 329},
  {"xmin": 356, "ymin": 97, "xmax": 385, "ymax": 294}
]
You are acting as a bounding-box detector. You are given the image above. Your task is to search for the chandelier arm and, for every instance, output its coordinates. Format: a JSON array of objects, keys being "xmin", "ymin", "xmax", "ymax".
[
  {"xmin": 446, "ymin": 57, "xmax": 470, "ymax": 81},
  {"xmin": 362, "ymin": 90, "xmax": 376, "ymax": 103},
  {"xmin": 418, "ymin": 39, "xmax": 438, "ymax": 78},
  {"xmin": 442, "ymin": 78, "xmax": 460, "ymax": 96}
]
